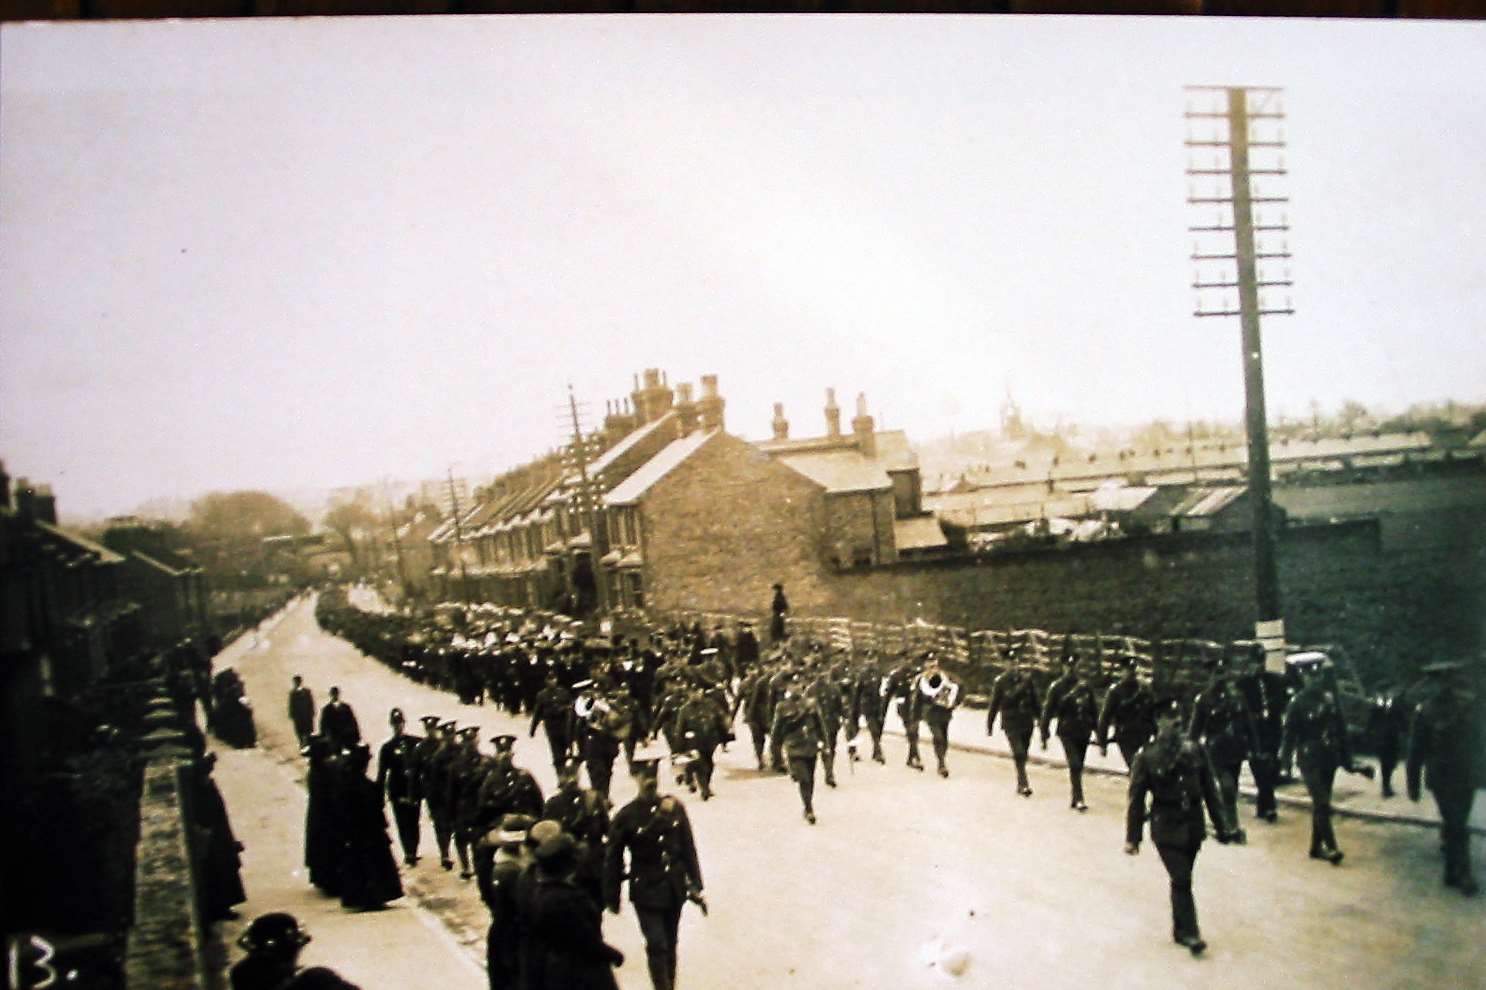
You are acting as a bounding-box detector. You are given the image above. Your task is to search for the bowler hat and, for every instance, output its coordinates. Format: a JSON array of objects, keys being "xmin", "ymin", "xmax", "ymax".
[{"xmin": 239, "ymin": 912, "xmax": 310, "ymax": 953}]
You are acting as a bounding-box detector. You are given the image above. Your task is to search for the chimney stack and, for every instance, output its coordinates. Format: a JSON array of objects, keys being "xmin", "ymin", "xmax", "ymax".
[
  {"xmin": 771, "ymin": 403, "xmax": 790, "ymax": 441},
  {"xmin": 824, "ymin": 387, "xmax": 841, "ymax": 438},
  {"xmin": 852, "ymin": 393, "xmax": 876, "ymax": 458},
  {"xmin": 675, "ymin": 382, "xmax": 698, "ymax": 436},
  {"xmin": 13, "ymin": 477, "xmax": 56, "ymax": 524},
  {"xmin": 632, "ymin": 368, "xmax": 674, "ymax": 424},
  {"xmin": 698, "ymin": 374, "xmax": 725, "ymax": 432}
]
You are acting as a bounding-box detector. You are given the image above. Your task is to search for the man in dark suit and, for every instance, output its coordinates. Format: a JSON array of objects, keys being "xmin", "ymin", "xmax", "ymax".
[
  {"xmin": 376, "ymin": 707, "xmax": 423, "ymax": 866},
  {"xmin": 319, "ymin": 685, "xmax": 362, "ymax": 751},
  {"xmin": 288, "ymin": 675, "xmax": 316, "ymax": 749},
  {"xmin": 605, "ymin": 756, "xmax": 705, "ymax": 990},
  {"xmin": 1125, "ymin": 697, "xmax": 1239, "ymax": 956}
]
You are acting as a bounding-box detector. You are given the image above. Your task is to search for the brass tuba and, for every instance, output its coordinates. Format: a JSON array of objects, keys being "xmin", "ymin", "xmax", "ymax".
[{"xmin": 920, "ymin": 669, "xmax": 961, "ymax": 709}]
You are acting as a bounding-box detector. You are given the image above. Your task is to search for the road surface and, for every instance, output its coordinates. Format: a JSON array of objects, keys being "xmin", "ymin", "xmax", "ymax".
[{"xmin": 213, "ymin": 594, "xmax": 1485, "ymax": 989}]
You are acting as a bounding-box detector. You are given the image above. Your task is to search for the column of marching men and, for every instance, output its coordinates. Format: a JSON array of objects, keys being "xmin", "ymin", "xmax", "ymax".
[{"xmin": 297, "ymin": 585, "xmax": 1480, "ymax": 985}]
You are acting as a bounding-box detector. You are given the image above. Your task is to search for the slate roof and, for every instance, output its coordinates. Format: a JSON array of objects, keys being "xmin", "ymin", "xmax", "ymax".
[
  {"xmin": 776, "ymin": 450, "xmax": 892, "ymax": 494},
  {"xmin": 604, "ymin": 430, "xmax": 719, "ymax": 506},
  {"xmin": 589, "ymin": 411, "xmax": 677, "ymax": 476}
]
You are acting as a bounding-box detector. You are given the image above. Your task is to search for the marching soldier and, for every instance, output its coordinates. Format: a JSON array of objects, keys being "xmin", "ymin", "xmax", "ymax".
[
  {"xmin": 735, "ymin": 620, "xmax": 760, "ymax": 677},
  {"xmin": 1098, "ymin": 655, "xmax": 1156, "ymax": 770},
  {"xmin": 1125, "ymin": 696, "xmax": 1240, "ymax": 956},
  {"xmin": 675, "ymin": 686, "xmax": 729, "ymax": 801},
  {"xmin": 1279, "ymin": 655, "xmax": 1365, "ymax": 865},
  {"xmin": 888, "ymin": 657, "xmax": 925, "ymax": 771},
  {"xmin": 849, "ymin": 651, "xmax": 890, "ymax": 765},
  {"xmin": 419, "ymin": 718, "xmax": 458, "ymax": 871},
  {"xmin": 450, "ymin": 726, "xmax": 488, "ymax": 879},
  {"xmin": 605, "ymin": 754, "xmax": 706, "ymax": 990},
  {"xmin": 543, "ymin": 757, "xmax": 610, "ymax": 908},
  {"xmin": 1040, "ymin": 657, "xmax": 1098, "ymax": 810},
  {"xmin": 914, "ymin": 654, "xmax": 962, "ymax": 779},
  {"xmin": 770, "ymin": 673, "xmax": 834, "ymax": 824},
  {"xmin": 1240, "ymin": 658, "xmax": 1291, "ymax": 823},
  {"xmin": 987, "ymin": 648, "xmax": 1041, "ymax": 796},
  {"xmin": 1407, "ymin": 661, "xmax": 1482, "ymax": 896},
  {"xmin": 529, "ymin": 672, "xmax": 575, "ymax": 771},
  {"xmin": 375, "ymin": 708, "xmax": 424, "ymax": 866},
  {"xmin": 739, "ymin": 664, "xmax": 774, "ymax": 770},
  {"xmin": 477, "ymin": 735, "xmax": 545, "ymax": 840},
  {"xmin": 1187, "ymin": 658, "xmax": 1259, "ymax": 844},
  {"xmin": 1367, "ymin": 681, "xmax": 1412, "ymax": 800}
]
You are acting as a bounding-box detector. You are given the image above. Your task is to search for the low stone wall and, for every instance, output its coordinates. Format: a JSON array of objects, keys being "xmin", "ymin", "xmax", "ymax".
[{"xmin": 124, "ymin": 744, "xmax": 208, "ymax": 989}]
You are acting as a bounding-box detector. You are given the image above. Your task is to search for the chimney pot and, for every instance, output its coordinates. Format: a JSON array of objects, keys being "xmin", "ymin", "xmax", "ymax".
[{"xmin": 771, "ymin": 403, "xmax": 790, "ymax": 440}]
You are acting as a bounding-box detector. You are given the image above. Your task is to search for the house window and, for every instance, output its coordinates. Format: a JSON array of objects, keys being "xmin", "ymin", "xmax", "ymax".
[
  {"xmin": 852, "ymin": 544, "xmax": 874, "ymax": 568},
  {"xmin": 625, "ymin": 571, "xmax": 645, "ymax": 609}
]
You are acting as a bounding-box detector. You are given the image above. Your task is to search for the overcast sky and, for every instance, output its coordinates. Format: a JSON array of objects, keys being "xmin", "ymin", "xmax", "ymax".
[{"xmin": 3, "ymin": 14, "xmax": 1484, "ymax": 521}]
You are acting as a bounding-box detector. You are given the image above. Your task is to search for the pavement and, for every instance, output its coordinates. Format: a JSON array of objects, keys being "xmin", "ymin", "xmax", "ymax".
[
  {"xmin": 885, "ymin": 701, "xmax": 1486, "ymax": 835},
  {"xmin": 207, "ymin": 593, "xmax": 1486, "ymax": 990},
  {"xmin": 213, "ymin": 598, "xmax": 487, "ymax": 990}
]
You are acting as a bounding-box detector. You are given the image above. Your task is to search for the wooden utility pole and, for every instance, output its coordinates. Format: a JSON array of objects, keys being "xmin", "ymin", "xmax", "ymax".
[
  {"xmin": 1186, "ymin": 85, "xmax": 1294, "ymax": 672},
  {"xmin": 446, "ymin": 467, "xmax": 471, "ymax": 604},
  {"xmin": 567, "ymin": 385, "xmax": 609, "ymax": 612}
]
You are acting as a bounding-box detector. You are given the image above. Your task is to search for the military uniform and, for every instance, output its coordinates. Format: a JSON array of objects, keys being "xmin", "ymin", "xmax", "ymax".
[
  {"xmin": 1098, "ymin": 664, "xmax": 1156, "ymax": 770},
  {"xmin": 1241, "ymin": 668, "xmax": 1290, "ymax": 822},
  {"xmin": 449, "ymin": 731, "xmax": 489, "ymax": 878},
  {"xmin": 675, "ymin": 690, "xmax": 729, "ymax": 800},
  {"xmin": 419, "ymin": 722, "xmax": 458, "ymax": 869},
  {"xmin": 1367, "ymin": 689, "xmax": 1412, "ymax": 799},
  {"xmin": 913, "ymin": 662, "xmax": 962, "ymax": 778},
  {"xmin": 1407, "ymin": 665, "xmax": 1482, "ymax": 896},
  {"xmin": 605, "ymin": 773, "xmax": 704, "ymax": 990},
  {"xmin": 529, "ymin": 678, "xmax": 575, "ymax": 771},
  {"xmin": 1041, "ymin": 670, "xmax": 1098, "ymax": 809},
  {"xmin": 1187, "ymin": 673, "xmax": 1259, "ymax": 842},
  {"xmin": 987, "ymin": 661, "xmax": 1041, "ymax": 795},
  {"xmin": 1126, "ymin": 722, "xmax": 1236, "ymax": 953},
  {"xmin": 850, "ymin": 657, "xmax": 890, "ymax": 765},
  {"xmin": 888, "ymin": 662, "xmax": 925, "ymax": 771},
  {"xmin": 376, "ymin": 718, "xmax": 425, "ymax": 865},
  {"xmin": 1279, "ymin": 671, "xmax": 1355, "ymax": 863},
  {"xmin": 771, "ymin": 685, "xmax": 832, "ymax": 823}
]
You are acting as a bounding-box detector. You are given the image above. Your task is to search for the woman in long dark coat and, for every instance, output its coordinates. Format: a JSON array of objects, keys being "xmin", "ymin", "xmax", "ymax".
[
  {"xmin": 527, "ymin": 833, "xmax": 623, "ymax": 990},
  {"xmin": 337, "ymin": 744, "xmax": 405, "ymax": 910},
  {"xmin": 304, "ymin": 736, "xmax": 343, "ymax": 895}
]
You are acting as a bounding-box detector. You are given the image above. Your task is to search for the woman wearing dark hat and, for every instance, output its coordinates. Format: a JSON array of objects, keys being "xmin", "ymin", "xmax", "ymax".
[
  {"xmin": 337, "ymin": 743, "xmax": 405, "ymax": 911},
  {"xmin": 528, "ymin": 832, "xmax": 624, "ymax": 990},
  {"xmin": 230, "ymin": 912, "xmax": 311, "ymax": 990}
]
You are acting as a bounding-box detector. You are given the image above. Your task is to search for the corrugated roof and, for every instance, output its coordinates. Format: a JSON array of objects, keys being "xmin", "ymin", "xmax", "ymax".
[
  {"xmin": 590, "ymin": 411, "xmax": 677, "ymax": 476},
  {"xmin": 894, "ymin": 516, "xmax": 947, "ymax": 551},
  {"xmin": 777, "ymin": 450, "xmax": 891, "ymax": 494},
  {"xmin": 133, "ymin": 550, "xmax": 192, "ymax": 576},
  {"xmin": 604, "ymin": 430, "xmax": 719, "ymax": 506},
  {"xmin": 1172, "ymin": 486, "xmax": 1246, "ymax": 518}
]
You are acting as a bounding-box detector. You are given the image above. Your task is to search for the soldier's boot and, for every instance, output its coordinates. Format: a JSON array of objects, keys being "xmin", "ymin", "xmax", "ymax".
[
  {"xmin": 906, "ymin": 737, "xmax": 923, "ymax": 770},
  {"xmin": 823, "ymin": 750, "xmax": 838, "ymax": 788},
  {"xmin": 456, "ymin": 840, "xmax": 473, "ymax": 879},
  {"xmin": 1071, "ymin": 771, "xmax": 1087, "ymax": 811},
  {"xmin": 1015, "ymin": 760, "xmax": 1033, "ymax": 796},
  {"xmin": 871, "ymin": 737, "xmax": 885, "ymax": 764}
]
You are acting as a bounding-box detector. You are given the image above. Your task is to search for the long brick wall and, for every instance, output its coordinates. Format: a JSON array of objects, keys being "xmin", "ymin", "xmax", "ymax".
[
  {"xmin": 125, "ymin": 756, "xmax": 209, "ymax": 990},
  {"xmin": 656, "ymin": 515, "xmax": 1486, "ymax": 689}
]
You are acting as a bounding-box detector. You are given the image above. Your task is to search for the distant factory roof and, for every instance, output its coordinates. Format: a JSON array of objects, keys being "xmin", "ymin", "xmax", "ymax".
[{"xmin": 894, "ymin": 516, "xmax": 948, "ymax": 551}]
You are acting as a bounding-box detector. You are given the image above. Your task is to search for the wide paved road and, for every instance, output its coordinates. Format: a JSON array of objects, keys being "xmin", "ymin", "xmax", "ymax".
[{"xmin": 222, "ymin": 595, "xmax": 1484, "ymax": 990}]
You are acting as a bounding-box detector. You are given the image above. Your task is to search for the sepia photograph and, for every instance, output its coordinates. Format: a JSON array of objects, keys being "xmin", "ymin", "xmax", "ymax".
[{"xmin": 2, "ymin": 11, "xmax": 1483, "ymax": 989}]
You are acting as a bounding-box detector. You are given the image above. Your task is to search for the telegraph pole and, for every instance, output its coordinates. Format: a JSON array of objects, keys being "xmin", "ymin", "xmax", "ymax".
[
  {"xmin": 446, "ymin": 467, "xmax": 471, "ymax": 604},
  {"xmin": 1186, "ymin": 85, "xmax": 1294, "ymax": 672},
  {"xmin": 566, "ymin": 385, "xmax": 609, "ymax": 613},
  {"xmin": 381, "ymin": 482, "xmax": 409, "ymax": 600}
]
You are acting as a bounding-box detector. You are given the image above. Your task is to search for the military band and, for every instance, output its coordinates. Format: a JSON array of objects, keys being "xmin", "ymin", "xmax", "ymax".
[{"xmin": 300, "ymin": 580, "xmax": 1482, "ymax": 980}]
